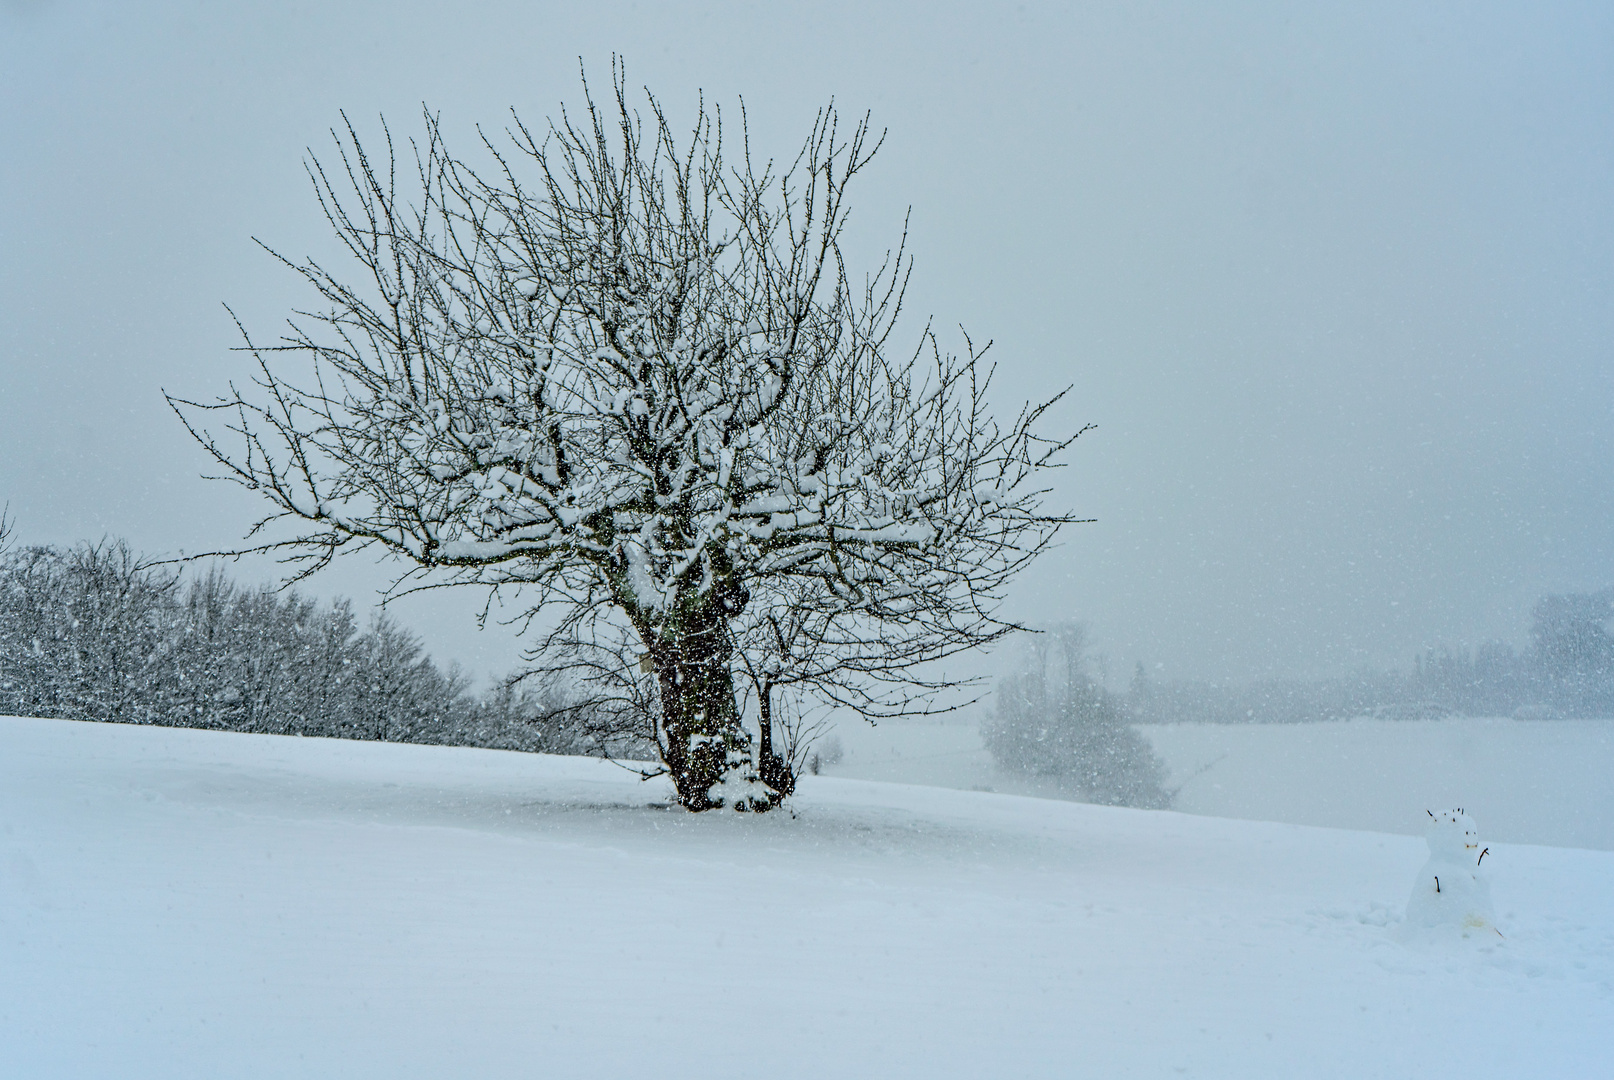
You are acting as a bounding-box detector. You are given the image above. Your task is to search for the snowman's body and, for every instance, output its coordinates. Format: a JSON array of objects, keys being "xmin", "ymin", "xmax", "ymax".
[{"xmin": 1403, "ymin": 808, "xmax": 1500, "ymax": 938}]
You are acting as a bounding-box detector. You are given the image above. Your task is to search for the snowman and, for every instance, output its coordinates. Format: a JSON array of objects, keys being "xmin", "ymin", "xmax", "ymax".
[{"xmin": 1402, "ymin": 808, "xmax": 1501, "ymax": 939}]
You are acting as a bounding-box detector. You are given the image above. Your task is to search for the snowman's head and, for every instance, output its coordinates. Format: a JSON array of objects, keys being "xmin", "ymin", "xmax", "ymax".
[{"xmin": 1425, "ymin": 808, "xmax": 1480, "ymax": 862}]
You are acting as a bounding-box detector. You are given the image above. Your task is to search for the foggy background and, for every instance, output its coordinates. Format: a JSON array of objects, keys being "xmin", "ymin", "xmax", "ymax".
[{"xmin": 3, "ymin": 0, "xmax": 1609, "ymax": 689}]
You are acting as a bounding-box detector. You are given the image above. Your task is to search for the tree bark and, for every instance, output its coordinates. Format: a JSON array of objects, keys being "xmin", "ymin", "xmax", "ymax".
[
  {"xmin": 652, "ymin": 593, "xmax": 761, "ymax": 811},
  {"xmin": 756, "ymin": 678, "xmax": 795, "ymax": 799}
]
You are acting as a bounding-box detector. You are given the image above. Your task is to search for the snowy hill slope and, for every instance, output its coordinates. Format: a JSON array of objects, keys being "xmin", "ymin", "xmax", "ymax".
[{"xmin": 2, "ymin": 715, "xmax": 1611, "ymax": 1079}]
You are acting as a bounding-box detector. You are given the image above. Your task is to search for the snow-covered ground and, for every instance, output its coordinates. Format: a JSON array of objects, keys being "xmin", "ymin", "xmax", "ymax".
[
  {"xmin": 3, "ymin": 716, "xmax": 1611, "ymax": 1079},
  {"xmin": 817, "ymin": 714, "xmax": 1614, "ymax": 850}
]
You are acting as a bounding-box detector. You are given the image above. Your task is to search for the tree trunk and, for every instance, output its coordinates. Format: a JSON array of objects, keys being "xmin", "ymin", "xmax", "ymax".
[
  {"xmin": 756, "ymin": 679, "xmax": 795, "ymax": 799},
  {"xmin": 650, "ymin": 594, "xmax": 770, "ymax": 811}
]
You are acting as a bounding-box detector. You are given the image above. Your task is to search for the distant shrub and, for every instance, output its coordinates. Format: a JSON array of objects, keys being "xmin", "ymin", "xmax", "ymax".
[
  {"xmin": 983, "ymin": 624, "xmax": 1169, "ymax": 808},
  {"xmin": 806, "ymin": 734, "xmax": 844, "ymax": 775}
]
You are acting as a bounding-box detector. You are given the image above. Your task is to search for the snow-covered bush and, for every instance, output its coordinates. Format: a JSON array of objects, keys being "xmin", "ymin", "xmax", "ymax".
[
  {"xmin": 983, "ymin": 624, "xmax": 1168, "ymax": 808},
  {"xmin": 0, "ymin": 532, "xmax": 593, "ymax": 753},
  {"xmin": 806, "ymin": 734, "xmax": 844, "ymax": 775},
  {"xmin": 0, "ymin": 539, "xmax": 180, "ymax": 725}
]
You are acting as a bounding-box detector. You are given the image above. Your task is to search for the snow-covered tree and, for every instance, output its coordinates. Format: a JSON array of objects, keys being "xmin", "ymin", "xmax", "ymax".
[
  {"xmin": 984, "ymin": 623, "xmax": 1168, "ymax": 808},
  {"xmin": 170, "ymin": 68, "xmax": 1080, "ymax": 811},
  {"xmin": 1531, "ymin": 589, "xmax": 1614, "ymax": 717},
  {"xmin": 0, "ymin": 539, "xmax": 179, "ymax": 726}
]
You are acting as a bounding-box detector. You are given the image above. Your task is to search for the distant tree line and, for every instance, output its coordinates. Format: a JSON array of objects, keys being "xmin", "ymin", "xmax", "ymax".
[
  {"xmin": 0, "ymin": 523, "xmax": 654, "ymax": 758},
  {"xmin": 1125, "ymin": 588, "xmax": 1614, "ymax": 726},
  {"xmin": 984, "ymin": 593, "xmax": 1612, "ymax": 807}
]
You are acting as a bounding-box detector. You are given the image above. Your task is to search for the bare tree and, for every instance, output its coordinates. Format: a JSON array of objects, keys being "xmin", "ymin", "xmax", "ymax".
[{"xmin": 170, "ymin": 65, "xmax": 1082, "ymax": 811}]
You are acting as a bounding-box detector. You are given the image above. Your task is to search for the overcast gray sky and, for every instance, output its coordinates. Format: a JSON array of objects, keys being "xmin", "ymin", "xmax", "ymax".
[{"xmin": 2, "ymin": 0, "xmax": 1609, "ymax": 687}]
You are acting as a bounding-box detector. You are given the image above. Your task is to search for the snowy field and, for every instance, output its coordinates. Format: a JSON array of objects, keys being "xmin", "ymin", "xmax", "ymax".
[
  {"xmin": 3, "ymin": 716, "xmax": 1611, "ymax": 1078},
  {"xmin": 1143, "ymin": 718, "xmax": 1614, "ymax": 852},
  {"xmin": 818, "ymin": 715, "xmax": 1614, "ymax": 851}
]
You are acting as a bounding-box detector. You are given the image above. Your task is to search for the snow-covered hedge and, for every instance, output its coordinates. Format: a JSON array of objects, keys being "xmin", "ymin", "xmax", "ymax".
[{"xmin": 0, "ymin": 535, "xmax": 639, "ymax": 755}]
